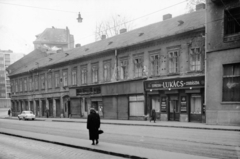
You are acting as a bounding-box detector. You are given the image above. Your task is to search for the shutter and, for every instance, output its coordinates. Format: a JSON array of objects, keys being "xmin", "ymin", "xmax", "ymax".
[
  {"xmin": 117, "ymin": 96, "xmax": 128, "ymax": 120},
  {"xmin": 103, "ymin": 97, "xmax": 117, "ymax": 119},
  {"xmin": 70, "ymin": 98, "xmax": 80, "ymax": 115}
]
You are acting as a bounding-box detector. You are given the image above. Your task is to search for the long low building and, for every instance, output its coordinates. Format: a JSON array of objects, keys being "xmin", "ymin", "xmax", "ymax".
[{"xmin": 7, "ymin": 4, "xmax": 207, "ymax": 123}]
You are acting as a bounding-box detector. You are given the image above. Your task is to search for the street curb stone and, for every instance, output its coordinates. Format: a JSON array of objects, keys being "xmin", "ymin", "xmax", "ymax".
[{"xmin": 0, "ymin": 131, "xmax": 147, "ymax": 159}]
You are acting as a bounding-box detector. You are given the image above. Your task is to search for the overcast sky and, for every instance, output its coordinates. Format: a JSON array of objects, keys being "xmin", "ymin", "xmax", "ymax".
[{"xmin": 0, "ymin": 0, "xmax": 190, "ymax": 54}]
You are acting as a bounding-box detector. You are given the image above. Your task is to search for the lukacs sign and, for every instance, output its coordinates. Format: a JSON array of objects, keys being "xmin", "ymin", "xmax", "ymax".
[{"xmin": 145, "ymin": 76, "xmax": 204, "ymax": 90}]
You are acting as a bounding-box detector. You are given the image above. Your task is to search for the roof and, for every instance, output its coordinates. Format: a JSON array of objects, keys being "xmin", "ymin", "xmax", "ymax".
[
  {"xmin": 9, "ymin": 9, "xmax": 205, "ymax": 77},
  {"xmin": 33, "ymin": 27, "xmax": 72, "ymax": 44}
]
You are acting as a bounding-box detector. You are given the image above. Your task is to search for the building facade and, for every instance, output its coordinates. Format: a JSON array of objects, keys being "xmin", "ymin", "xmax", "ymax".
[
  {"xmin": 206, "ymin": 0, "xmax": 240, "ymax": 126},
  {"xmin": 8, "ymin": 6, "xmax": 206, "ymax": 122},
  {"xmin": 0, "ymin": 49, "xmax": 12, "ymax": 108}
]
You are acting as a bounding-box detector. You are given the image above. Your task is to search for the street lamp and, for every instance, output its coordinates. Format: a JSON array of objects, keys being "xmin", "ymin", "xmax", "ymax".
[{"xmin": 77, "ymin": 12, "xmax": 83, "ymax": 23}]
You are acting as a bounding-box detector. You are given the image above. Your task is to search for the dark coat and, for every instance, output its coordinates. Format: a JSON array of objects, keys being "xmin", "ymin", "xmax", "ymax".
[
  {"xmin": 151, "ymin": 109, "xmax": 156, "ymax": 120},
  {"xmin": 87, "ymin": 111, "xmax": 100, "ymax": 140}
]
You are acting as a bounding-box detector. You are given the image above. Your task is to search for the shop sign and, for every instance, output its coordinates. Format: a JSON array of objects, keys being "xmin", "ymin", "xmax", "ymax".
[
  {"xmin": 145, "ymin": 76, "xmax": 204, "ymax": 90},
  {"xmin": 180, "ymin": 96, "xmax": 187, "ymax": 112},
  {"xmin": 161, "ymin": 97, "xmax": 167, "ymax": 112}
]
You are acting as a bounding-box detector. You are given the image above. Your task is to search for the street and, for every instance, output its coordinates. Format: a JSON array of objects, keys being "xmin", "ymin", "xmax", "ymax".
[
  {"xmin": 0, "ymin": 119, "xmax": 239, "ymax": 159},
  {"xmin": 0, "ymin": 134, "xmax": 123, "ymax": 159}
]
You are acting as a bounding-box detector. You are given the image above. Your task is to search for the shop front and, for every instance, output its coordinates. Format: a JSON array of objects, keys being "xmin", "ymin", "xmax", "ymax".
[{"xmin": 144, "ymin": 76, "xmax": 205, "ymax": 123}]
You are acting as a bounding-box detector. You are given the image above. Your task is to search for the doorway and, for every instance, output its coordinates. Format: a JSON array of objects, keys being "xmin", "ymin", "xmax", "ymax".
[
  {"xmin": 169, "ymin": 96, "xmax": 180, "ymax": 121},
  {"xmin": 190, "ymin": 94, "xmax": 202, "ymax": 122}
]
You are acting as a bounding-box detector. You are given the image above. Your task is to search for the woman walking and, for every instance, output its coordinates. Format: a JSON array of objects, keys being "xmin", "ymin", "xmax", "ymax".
[
  {"xmin": 87, "ymin": 108, "xmax": 101, "ymax": 145},
  {"xmin": 150, "ymin": 109, "xmax": 156, "ymax": 123}
]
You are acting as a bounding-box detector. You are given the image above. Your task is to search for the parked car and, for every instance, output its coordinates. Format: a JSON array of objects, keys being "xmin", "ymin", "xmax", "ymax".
[{"xmin": 18, "ymin": 111, "xmax": 35, "ymax": 120}]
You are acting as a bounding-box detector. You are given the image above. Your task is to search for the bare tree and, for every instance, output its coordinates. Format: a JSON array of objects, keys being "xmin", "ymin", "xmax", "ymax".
[
  {"xmin": 95, "ymin": 15, "xmax": 134, "ymax": 41},
  {"xmin": 186, "ymin": 0, "xmax": 206, "ymax": 13}
]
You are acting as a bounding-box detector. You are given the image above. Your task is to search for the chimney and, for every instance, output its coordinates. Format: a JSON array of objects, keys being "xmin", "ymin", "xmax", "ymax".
[
  {"xmin": 75, "ymin": 43, "xmax": 81, "ymax": 48},
  {"xmin": 163, "ymin": 14, "xmax": 172, "ymax": 21},
  {"xmin": 101, "ymin": 35, "xmax": 106, "ymax": 40},
  {"xmin": 196, "ymin": 3, "xmax": 205, "ymax": 10},
  {"xmin": 120, "ymin": 28, "xmax": 127, "ymax": 34}
]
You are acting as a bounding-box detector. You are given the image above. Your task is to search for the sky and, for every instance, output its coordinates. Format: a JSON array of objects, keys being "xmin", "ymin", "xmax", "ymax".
[{"xmin": 0, "ymin": 0, "xmax": 191, "ymax": 55}]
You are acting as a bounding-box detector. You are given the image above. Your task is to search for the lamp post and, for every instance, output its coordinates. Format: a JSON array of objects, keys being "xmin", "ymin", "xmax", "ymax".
[{"xmin": 77, "ymin": 12, "xmax": 83, "ymax": 23}]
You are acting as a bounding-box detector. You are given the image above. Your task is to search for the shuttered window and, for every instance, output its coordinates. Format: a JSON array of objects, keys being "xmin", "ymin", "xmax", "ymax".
[
  {"xmin": 129, "ymin": 95, "xmax": 144, "ymax": 116},
  {"xmin": 222, "ymin": 63, "xmax": 240, "ymax": 101}
]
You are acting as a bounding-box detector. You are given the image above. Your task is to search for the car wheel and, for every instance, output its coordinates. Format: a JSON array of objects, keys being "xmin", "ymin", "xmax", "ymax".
[
  {"xmin": 32, "ymin": 118, "xmax": 35, "ymax": 120},
  {"xmin": 23, "ymin": 117, "xmax": 26, "ymax": 120},
  {"xmin": 18, "ymin": 117, "xmax": 21, "ymax": 120}
]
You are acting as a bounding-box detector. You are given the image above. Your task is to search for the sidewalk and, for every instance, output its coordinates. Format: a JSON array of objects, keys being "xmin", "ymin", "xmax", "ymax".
[
  {"xmin": 3, "ymin": 116, "xmax": 240, "ymax": 131},
  {"xmin": 0, "ymin": 128, "xmax": 214, "ymax": 159}
]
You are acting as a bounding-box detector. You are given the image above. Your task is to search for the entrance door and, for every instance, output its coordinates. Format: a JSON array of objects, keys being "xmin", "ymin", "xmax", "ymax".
[
  {"xmin": 190, "ymin": 94, "xmax": 202, "ymax": 122},
  {"xmin": 169, "ymin": 96, "xmax": 180, "ymax": 121}
]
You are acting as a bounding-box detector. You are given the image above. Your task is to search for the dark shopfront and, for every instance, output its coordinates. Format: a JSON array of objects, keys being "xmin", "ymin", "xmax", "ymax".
[{"xmin": 144, "ymin": 76, "xmax": 205, "ymax": 123}]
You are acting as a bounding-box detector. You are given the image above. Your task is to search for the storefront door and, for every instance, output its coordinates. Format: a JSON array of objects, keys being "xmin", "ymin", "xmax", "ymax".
[
  {"xmin": 169, "ymin": 96, "xmax": 180, "ymax": 121},
  {"xmin": 190, "ymin": 94, "xmax": 202, "ymax": 122}
]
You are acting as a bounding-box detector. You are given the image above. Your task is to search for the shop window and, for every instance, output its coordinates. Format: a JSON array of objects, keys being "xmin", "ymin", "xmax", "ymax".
[
  {"xmin": 54, "ymin": 72, "xmax": 60, "ymax": 88},
  {"xmin": 149, "ymin": 52, "xmax": 160, "ymax": 76},
  {"xmin": 133, "ymin": 55, "xmax": 143, "ymax": 78},
  {"xmin": 189, "ymin": 48, "xmax": 202, "ymax": 71},
  {"xmin": 190, "ymin": 94, "xmax": 202, "ymax": 114},
  {"xmin": 103, "ymin": 60, "xmax": 111, "ymax": 82},
  {"xmin": 119, "ymin": 58, "xmax": 128, "ymax": 80},
  {"xmin": 222, "ymin": 63, "xmax": 240, "ymax": 101},
  {"xmin": 224, "ymin": 7, "xmax": 240, "ymax": 36},
  {"xmin": 168, "ymin": 49, "xmax": 179, "ymax": 74},
  {"xmin": 129, "ymin": 95, "xmax": 144, "ymax": 116},
  {"xmin": 34, "ymin": 75, "xmax": 39, "ymax": 90},
  {"xmin": 92, "ymin": 63, "xmax": 99, "ymax": 83},
  {"xmin": 72, "ymin": 67, "xmax": 77, "ymax": 86},
  {"xmin": 40, "ymin": 74, "xmax": 45, "ymax": 90},
  {"xmin": 47, "ymin": 73, "xmax": 52, "ymax": 89},
  {"xmin": 62, "ymin": 70, "xmax": 68, "ymax": 87},
  {"xmin": 151, "ymin": 96, "xmax": 160, "ymax": 112},
  {"xmin": 81, "ymin": 65, "xmax": 87, "ymax": 85}
]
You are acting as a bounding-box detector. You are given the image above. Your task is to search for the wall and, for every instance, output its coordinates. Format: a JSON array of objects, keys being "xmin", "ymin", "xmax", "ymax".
[{"xmin": 206, "ymin": 48, "xmax": 240, "ymax": 125}]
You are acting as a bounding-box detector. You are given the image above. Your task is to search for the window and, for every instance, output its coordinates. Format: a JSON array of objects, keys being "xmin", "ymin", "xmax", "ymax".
[
  {"xmin": 24, "ymin": 78, "xmax": 27, "ymax": 92},
  {"xmin": 103, "ymin": 60, "xmax": 111, "ymax": 82},
  {"xmin": 29, "ymin": 77, "xmax": 33, "ymax": 91},
  {"xmin": 34, "ymin": 76, "xmax": 38, "ymax": 90},
  {"xmin": 92, "ymin": 63, "xmax": 99, "ymax": 83},
  {"xmin": 168, "ymin": 49, "xmax": 179, "ymax": 74},
  {"xmin": 222, "ymin": 63, "xmax": 240, "ymax": 101},
  {"xmin": 62, "ymin": 70, "xmax": 68, "ymax": 87},
  {"xmin": 150, "ymin": 54, "xmax": 160, "ymax": 76},
  {"xmin": 72, "ymin": 67, "xmax": 77, "ymax": 85},
  {"xmin": 54, "ymin": 72, "xmax": 60, "ymax": 88},
  {"xmin": 189, "ymin": 48, "xmax": 202, "ymax": 71},
  {"xmin": 47, "ymin": 73, "xmax": 52, "ymax": 89},
  {"xmin": 133, "ymin": 55, "xmax": 143, "ymax": 78},
  {"xmin": 190, "ymin": 94, "xmax": 202, "ymax": 114},
  {"xmin": 119, "ymin": 58, "xmax": 128, "ymax": 80},
  {"xmin": 19, "ymin": 79, "xmax": 22, "ymax": 92},
  {"xmin": 40, "ymin": 74, "xmax": 45, "ymax": 90},
  {"xmin": 15, "ymin": 80, "xmax": 18, "ymax": 92},
  {"xmin": 225, "ymin": 7, "xmax": 240, "ymax": 36},
  {"xmin": 81, "ymin": 65, "xmax": 87, "ymax": 85}
]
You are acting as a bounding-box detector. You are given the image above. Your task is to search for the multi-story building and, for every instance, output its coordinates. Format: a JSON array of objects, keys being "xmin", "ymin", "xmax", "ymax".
[
  {"xmin": 206, "ymin": 0, "xmax": 240, "ymax": 126},
  {"xmin": 0, "ymin": 49, "xmax": 12, "ymax": 108},
  {"xmin": 8, "ymin": 5, "xmax": 206, "ymax": 123}
]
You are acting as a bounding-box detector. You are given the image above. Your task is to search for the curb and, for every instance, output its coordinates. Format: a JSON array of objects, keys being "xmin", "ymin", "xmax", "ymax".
[
  {"xmin": 51, "ymin": 120, "xmax": 240, "ymax": 132},
  {"xmin": 0, "ymin": 131, "xmax": 146, "ymax": 159}
]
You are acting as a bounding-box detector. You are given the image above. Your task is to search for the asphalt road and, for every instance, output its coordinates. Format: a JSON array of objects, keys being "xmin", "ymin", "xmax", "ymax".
[
  {"xmin": 0, "ymin": 119, "xmax": 240, "ymax": 159},
  {"xmin": 0, "ymin": 134, "xmax": 123, "ymax": 159}
]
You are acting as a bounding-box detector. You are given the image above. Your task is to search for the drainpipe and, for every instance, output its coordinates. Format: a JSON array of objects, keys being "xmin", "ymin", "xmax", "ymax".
[{"xmin": 204, "ymin": 4, "xmax": 208, "ymax": 122}]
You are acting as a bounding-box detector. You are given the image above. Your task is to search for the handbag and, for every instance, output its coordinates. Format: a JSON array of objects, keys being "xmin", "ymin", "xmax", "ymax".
[{"xmin": 98, "ymin": 129, "xmax": 104, "ymax": 134}]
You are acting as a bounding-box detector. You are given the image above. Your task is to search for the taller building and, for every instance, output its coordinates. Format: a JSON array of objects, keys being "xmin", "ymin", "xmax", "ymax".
[
  {"xmin": 0, "ymin": 49, "xmax": 12, "ymax": 108},
  {"xmin": 206, "ymin": 0, "xmax": 240, "ymax": 126},
  {"xmin": 33, "ymin": 26, "xmax": 74, "ymax": 53}
]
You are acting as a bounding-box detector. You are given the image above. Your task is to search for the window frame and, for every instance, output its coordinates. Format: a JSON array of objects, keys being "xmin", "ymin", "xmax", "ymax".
[
  {"xmin": 24, "ymin": 78, "xmax": 27, "ymax": 92},
  {"xmin": 81, "ymin": 65, "xmax": 88, "ymax": 85},
  {"xmin": 54, "ymin": 71, "xmax": 60, "ymax": 88},
  {"xmin": 222, "ymin": 63, "xmax": 240, "ymax": 102},
  {"xmin": 91, "ymin": 63, "xmax": 99, "ymax": 84},
  {"xmin": 133, "ymin": 53, "xmax": 144, "ymax": 78},
  {"xmin": 189, "ymin": 47, "xmax": 203, "ymax": 72},
  {"xmin": 149, "ymin": 50, "xmax": 161, "ymax": 76},
  {"xmin": 168, "ymin": 48, "xmax": 179, "ymax": 74},
  {"xmin": 103, "ymin": 60, "xmax": 111, "ymax": 82},
  {"xmin": 62, "ymin": 69, "xmax": 68, "ymax": 87},
  {"xmin": 47, "ymin": 73, "xmax": 52, "ymax": 89},
  {"xmin": 71, "ymin": 67, "xmax": 77, "ymax": 86},
  {"xmin": 119, "ymin": 57, "xmax": 129, "ymax": 80},
  {"xmin": 34, "ymin": 75, "xmax": 39, "ymax": 90}
]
